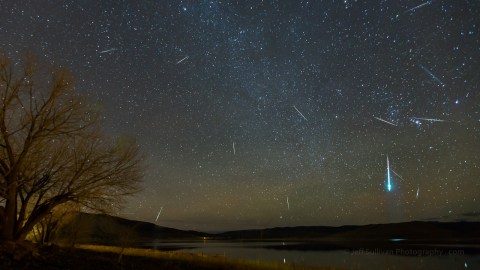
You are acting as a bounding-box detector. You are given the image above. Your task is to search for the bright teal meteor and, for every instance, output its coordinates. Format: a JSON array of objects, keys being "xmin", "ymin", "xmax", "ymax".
[{"xmin": 387, "ymin": 156, "xmax": 392, "ymax": 191}]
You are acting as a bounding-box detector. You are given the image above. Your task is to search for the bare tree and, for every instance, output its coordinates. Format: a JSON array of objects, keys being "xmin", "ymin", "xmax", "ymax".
[{"xmin": 0, "ymin": 53, "xmax": 143, "ymax": 242}]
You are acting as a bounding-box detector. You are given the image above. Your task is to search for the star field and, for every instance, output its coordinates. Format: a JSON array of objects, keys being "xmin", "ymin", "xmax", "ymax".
[{"xmin": 1, "ymin": 0, "xmax": 479, "ymax": 231}]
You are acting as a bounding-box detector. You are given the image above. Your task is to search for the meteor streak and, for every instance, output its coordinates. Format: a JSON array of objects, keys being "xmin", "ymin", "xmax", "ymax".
[
  {"xmin": 391, "ymin": 169, "xmax": 405, "ymax": 182},
  {"xmin": 406, "ymin": 1, "xmax": 432, "ymax": 12},
  {"xmin": 99, "ymin": 48, "xmax": 117, "ymax": 54},
  {"xmin": 416, "ymin": 186, "xmax": 420, "ymax": 199},
  {"xmin": 386, "ymin": 156, "xmax": 392, "ymax": 192},
  {"xmin": 286, "ymin": 196, "xmax": 290, "ymax": 210},
  {"xmin": 232, "ymin": 142, "xmax": 236, "ymax": 155},
  {"xmin": 412, "ymin": 117, "xmax": 445, "ymax": 122},
  {"xmin": 293, "ymin": 105, "xmax": 308, "ymax": 121},
  {"xmin": 155, "ymin": 207, "xmax": 163, "ymax": 222},
  {"xmin": 419, "ymin": 64, "xmax": 445, "ymax": 87},
  {"xmin": 374, "ymin": 117, "xmax": 397, "ymax": 126},
  {"xmin": 176, "ymin": 56, "xmax": 189, "ymax": 64}
]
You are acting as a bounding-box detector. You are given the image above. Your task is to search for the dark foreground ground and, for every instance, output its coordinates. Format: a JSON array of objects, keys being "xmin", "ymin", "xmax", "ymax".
[{"xmin": 0, "ymin": 243, "xmax": 338, "ymax": 270}]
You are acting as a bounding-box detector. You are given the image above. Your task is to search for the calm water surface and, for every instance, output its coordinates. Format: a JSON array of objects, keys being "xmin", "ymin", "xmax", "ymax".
[{"xmin": 144, "ymin": 241, "xmax": 479, "ymax": 270}]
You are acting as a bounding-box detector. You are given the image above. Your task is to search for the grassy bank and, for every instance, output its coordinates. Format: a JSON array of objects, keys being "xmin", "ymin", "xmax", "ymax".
[
  {"xmin": 78, "ymin": 244, "xmax": 339, "ymax": 270},
  {"xmin": 0, "ymin": 242, "xmax": 341, "ymax": 270}
]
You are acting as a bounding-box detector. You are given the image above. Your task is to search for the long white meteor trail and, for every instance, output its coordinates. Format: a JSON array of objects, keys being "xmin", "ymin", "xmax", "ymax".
[
  {"xmin": 232, "ymin": 142, "xmax": 236, "ymax": 155},
  {"xmin": 374, "ymin": 117, "xmax": 397, "ymax": 126},
  {"xmin": 155, "ymin": 207, "xmax": 163, "ymax": 222},
  {"xmin": 419, "ymin": 64, "xmax": 445, "ymax": 87},
  {"xmin": 99, "ymin": 48, "xmax": 117, "ymax": 54},
  {"xmin": 293, "ymin": 105, "xmax": 308, "ymax": 121},
  {"xmin": 406, "ymin": 1, "xmax": 431, "ymax": 12},
  {"xmin": 176, "ymin": 56, "xmax": 189, "ymax": 64},
  {"xmin": 286, "ymin": 196, "xmax": 290, "ymax": 210},
  {"xmin": 416, "ymin": 186, "xmax": 420, "ymax": 199},
  {"xmin": 413, "ymin": 117, "xmax": 445, "ymax": 122},
  {"xmin": 387, "ymin": 156, "xmax": 392, "ymax": 192}
]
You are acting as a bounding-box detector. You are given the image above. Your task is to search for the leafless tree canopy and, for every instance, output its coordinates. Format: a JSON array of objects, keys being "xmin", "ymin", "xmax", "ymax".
[{"xmin": 0, "ymin": 53, "xmax": 143, "ymax": 241}]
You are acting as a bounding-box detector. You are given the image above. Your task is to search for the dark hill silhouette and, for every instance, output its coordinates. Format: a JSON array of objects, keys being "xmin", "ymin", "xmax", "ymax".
[
  {"xmin": 55, "ymin": 212, "xmax": 209, "ymax": 246},
  {"xmin": 54, "ymin": 213, "xmax": 480, "ymax": 246},
  {"xmin": 216, "ymin": 225, "xmax": 360, "ymax": 239},
  {"xmin": 327, "ymin": 221, "xmax": 480, "ymax": 241},
  {"xmin": 219, "ymin": 221, "xmax": 480, "ymax": 242}
]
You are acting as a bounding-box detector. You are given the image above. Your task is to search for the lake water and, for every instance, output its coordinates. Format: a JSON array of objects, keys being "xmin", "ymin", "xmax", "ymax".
[{"xmin": 144, "ymin": 240, "xmax": 480, "ymax": 270}]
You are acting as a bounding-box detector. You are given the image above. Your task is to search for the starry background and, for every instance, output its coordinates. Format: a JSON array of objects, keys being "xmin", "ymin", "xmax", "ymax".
[{"xmin": 0, "ymin": 0, "xmax": 479, "ymax": 232}]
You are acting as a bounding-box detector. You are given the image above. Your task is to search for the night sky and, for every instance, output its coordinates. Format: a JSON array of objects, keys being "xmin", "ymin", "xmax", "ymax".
[{"xmin": 1, "ymin": 0, "xmax": 479, "ymax": 232}]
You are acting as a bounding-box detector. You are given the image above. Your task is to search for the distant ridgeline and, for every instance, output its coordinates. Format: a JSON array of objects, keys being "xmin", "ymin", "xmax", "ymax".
[
  {"xmin": 54, "ymin": 212, "xmax": 208, "ymax": 246},
  {"xmin": 53, "ymin": 212, "xmax": 480, "ymax": 246}
]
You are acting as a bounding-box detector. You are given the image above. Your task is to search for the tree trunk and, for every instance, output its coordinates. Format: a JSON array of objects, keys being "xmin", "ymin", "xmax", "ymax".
[
  {"xmin": 1, "ymin": 180, "xmax": 17, "ymax": 241},
  {"xmin": 0, "ymin": 206, "xmax": 5, "ymax": 237}
]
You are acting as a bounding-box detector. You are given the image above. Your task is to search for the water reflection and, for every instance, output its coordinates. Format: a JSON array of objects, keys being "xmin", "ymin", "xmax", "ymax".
[{"xmin": 143, "ymin": 241, "xmax": 480, "ymax": 270}]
